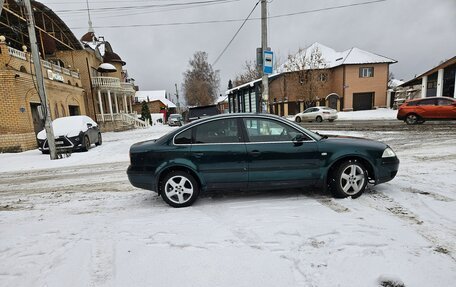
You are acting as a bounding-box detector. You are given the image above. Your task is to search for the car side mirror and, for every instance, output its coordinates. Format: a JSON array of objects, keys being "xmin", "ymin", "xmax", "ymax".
[
  {"xmin": 292, "ymin": 134, "xmax": 304, "ymax": 143},
  {"xmin": 87, "ymin": 123, "xmax": 93, "ymax": 128}
]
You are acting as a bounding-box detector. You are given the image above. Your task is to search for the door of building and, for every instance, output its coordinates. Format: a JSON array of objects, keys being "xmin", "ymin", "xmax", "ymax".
[
  {"xmin": 30, "ymin": 103, "xmax": 44, "ymax": 135},
  {"xmin": 328, "ymin": 94, "xmax": 338, "ymax": 110},
  {"xmin": 353, "ymin": 93, "xmax": 374, "ymax": 111}
]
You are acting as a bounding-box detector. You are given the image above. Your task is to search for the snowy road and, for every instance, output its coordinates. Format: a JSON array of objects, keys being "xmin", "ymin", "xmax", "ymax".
[{"xmin": 1, "ymin": 127, "xmax": 455, "ymax": 286}]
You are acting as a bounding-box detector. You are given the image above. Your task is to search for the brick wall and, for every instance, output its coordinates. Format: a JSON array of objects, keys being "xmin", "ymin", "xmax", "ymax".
[{"xmin": 0, "ymin": 42, "xmax": 87, "ymax": 152}]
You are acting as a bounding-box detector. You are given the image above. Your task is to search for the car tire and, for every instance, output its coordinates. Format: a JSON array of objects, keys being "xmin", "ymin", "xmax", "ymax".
[
  {"xmin": 316, "ymin": 116, "xmax": 323, "ymax": 123},
  {"xmin": 160, "ymin": 171, "xmax": 200, "ymax": 208},
  {"xmin": 330, "ymin": 159, "xmax": 367, "ymax": 198},
  {"xmin": 295, "ymin": 117, "xmax": 302, "ymax": 123},
  {"xmin": 405, "ymin": 114, "xmax": 419, "ymax": 125},
  {"xmin": 82, "ymin": 135, "xmax": 90, "ymax": 151},
  {"xmin": 95, "ymin": 133, "xmax": 102, "ymax": 146}
]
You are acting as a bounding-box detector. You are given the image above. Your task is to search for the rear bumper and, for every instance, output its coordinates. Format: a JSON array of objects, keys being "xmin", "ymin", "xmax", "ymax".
[
  {"xmin": 375, "ymin": 157, "xmax": 400, "ymax": 184},
  {"xmin": 127, "ymin": 165, "xmax": 156, "ymax": 191},
  {"xmin": 323, "ymin": 114, "xmax": 338, "ymax": 120}
]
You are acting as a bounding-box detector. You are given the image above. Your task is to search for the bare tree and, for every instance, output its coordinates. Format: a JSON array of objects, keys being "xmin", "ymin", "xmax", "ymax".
[
  {"xmin": 233, "ymin": 60, "xmax": 261, "ymax": 86},
  {"xmin": 284, "ymin": 46, "xmax": 329, "ymax": 108},
  {"xmin": 183, "ymin": 51, "xmax": 220, "ymax": 106}
]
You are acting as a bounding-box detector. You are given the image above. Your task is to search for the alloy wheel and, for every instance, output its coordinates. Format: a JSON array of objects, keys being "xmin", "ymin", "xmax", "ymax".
[
  {"xmin": 164, "ymin": 175, "xmax": 194, "ymax": 204},
  {"xmin": 339, "ymin": 164, "xmax": 365, "ymax": 196}
]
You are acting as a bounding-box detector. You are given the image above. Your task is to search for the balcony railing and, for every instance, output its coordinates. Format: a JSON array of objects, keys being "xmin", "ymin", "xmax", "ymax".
[
  {"xmin": 7, "ymin": 46, "xmax": 80, "ymax": 79},
  {"xmin": 92, "ymin": 76, "xmax": 121, "ymax": 90},
  {"xmin": 121, "ymin": 82, "xmax": 135, "ymax": 94}
]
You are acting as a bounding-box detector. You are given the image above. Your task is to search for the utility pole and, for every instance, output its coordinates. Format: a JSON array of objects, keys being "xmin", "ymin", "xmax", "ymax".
[
  {"xmin": 0, "ymin": 0, "xmax": 5, "ymax": 16},
  {"xmin": 260, "ymin": 0, "xmax": 269, "ymax": 113},
  {"xmin": 174, "ymin": 83, "xmax": 180, "ymax": 113},
  {"xmin": 23, "ymin": 0, "xmax": 57, "ymax": 159}
]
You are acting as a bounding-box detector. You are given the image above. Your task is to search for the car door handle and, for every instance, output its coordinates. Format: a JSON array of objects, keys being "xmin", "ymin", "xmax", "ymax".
[
  {"xmin": 193, "ymin": 152, "xmax": 204, "ymax": 159},
  {"xmin": 249, "ymin": 150, "xmax": 261, "ymax": 157}
]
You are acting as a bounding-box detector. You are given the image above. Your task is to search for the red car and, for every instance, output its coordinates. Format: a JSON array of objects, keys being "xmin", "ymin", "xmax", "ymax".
[{"xmin": 397, "ymin": 97, "xmax": 456, "ymax": 125}]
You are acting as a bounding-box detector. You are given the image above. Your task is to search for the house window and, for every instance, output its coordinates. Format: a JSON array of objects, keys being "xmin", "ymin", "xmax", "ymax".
[
  {"xmin": 359, "ymin": 67, "xmax": 374, "ymax": 78},
  {"xmin": 320, "ymin": 73, "xmax": 328, "ymax": 82}
]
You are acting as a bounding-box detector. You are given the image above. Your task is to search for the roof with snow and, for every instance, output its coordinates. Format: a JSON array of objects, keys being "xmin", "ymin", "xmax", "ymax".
[
  {"xmin": 277, "ymin": 42, "xmax": 396, "ymax": 73},
  {"xmin": 135, "ymin": 91, "xmax": 176, "ymax": 108}
]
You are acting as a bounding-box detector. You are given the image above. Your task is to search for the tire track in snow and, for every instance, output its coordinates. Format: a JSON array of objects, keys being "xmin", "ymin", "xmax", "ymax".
[{"xmin": 362, "ymin": 191, "xmax": 456, "ymax": 262}]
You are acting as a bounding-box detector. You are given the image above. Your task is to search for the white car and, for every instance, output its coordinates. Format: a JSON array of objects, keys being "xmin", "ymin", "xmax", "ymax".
[{"xmin": 294, "ymin": 107, "xmax": 338, "ymax": 123}]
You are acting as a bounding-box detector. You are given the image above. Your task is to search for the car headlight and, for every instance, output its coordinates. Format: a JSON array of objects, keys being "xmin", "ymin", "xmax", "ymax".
[{"xmin": 382, "ymin": 147, "xmax": 396, "ymax": 158}]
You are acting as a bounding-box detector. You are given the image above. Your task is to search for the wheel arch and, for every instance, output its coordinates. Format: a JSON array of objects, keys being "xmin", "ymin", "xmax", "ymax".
[
  {"xmin": 156, "ymin": 165, "xmax": 204, "ymax": 194},
  {"xmin": 325, "ymin": 155, "xmax": 376, "ymax": 185}
]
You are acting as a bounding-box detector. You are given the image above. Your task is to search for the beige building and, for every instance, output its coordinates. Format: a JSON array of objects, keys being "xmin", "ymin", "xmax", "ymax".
[
  {"xmin": 227, "ymin": 43, "xmax": 396, "ymax": 115},
  {"xmin": 0, "ymin": 0, "xmax": 141, "ymax": 152}
]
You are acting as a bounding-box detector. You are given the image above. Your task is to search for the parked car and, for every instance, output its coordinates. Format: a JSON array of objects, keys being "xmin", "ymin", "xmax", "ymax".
[
  {"xmin": 37, "ymin": 115, "xmax": 102, "ymax": 153},
  {"xmin": 294, "ymin": 107, "xmax": 338, "ymax": 123},
  {"xmin": 168, "ymin": 114, "xmax": 183, "ymax": 126},
  {"xmin": 187, "ymin": 105, "xmax": 219, "ymax": 122},
  {"xmin": 127, "ymin": 113, "xmax": 399, "ymax": 207},
  {"xmin": 397, "ymin": 96, "xmax": 456, "ymax": 125}
]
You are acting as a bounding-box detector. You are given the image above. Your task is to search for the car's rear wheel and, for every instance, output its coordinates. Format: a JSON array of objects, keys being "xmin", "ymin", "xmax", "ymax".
[
  {"xmin": 295, "ymin": 116, "xmax": 302, "ymax": 123},
  {"xmin": 82, "ymin": 136, "xmax": 90, "ymax": 151},
  {"xmin": 95, "ymin": 133, "xmax": 102, "ymax": 146},
  {"xmin": 331, "ymin": 159, "xmax": 367, "ymax": 198},
  {"xmin": 316, "ymin": 116, "xmax": 323, "ymax": 123},
  {"xmin": 405, "ymin": 114, "xmax": 419, "ymax": 125},
  {"xmin": 160, "ymin": 171, "xmax": 200, "ymax": 208}
]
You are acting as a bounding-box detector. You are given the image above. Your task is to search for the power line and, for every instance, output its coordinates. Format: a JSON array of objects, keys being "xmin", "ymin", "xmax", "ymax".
[
  {"xmin": 53, "ymin": 0, "xmax": 240, "ymax": 13},
  {"xmin": 69, "ymin": 0, "xmax": 387, "ymax": 29},
  {"xmin": 213, "ymin": 0, "xmax": 260, "ymax": 66}
]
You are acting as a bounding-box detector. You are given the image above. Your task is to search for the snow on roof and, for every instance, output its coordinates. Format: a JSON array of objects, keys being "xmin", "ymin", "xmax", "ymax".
[
  {"xmin": 277, "ymin": 42, "xmax": 396, "ymax": 73},
  {"xmin": 135, "ymin": 90, "xmax": 176, "ymax": 108},
  {"xmin": 216, "ymin": 95, "xmax": 228, "ymax": 103},
  {"xmin": 389, "ymin": 79, "xmax": 405, "ymax": 88}
]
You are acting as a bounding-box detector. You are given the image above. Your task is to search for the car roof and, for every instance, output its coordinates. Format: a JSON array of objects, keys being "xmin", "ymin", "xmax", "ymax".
[{"xmin": 409, "ymin": 96, "xmax": 455, "ymax": 102}]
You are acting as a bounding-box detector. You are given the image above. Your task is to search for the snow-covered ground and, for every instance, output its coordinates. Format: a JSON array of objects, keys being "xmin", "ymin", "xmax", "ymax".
[{"xmin": 0, "ymin": 126, "xmax": 455, "ymax": 287}]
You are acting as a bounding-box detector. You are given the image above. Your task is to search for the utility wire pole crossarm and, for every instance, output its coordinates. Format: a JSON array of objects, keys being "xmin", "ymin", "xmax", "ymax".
[
  {"xmin": 23, "ymin": 0, "xmax": 57, "ymax": 159},
  {"xmin": 261, "ymin": 0, "xmax": 269, "ymax": 113}
]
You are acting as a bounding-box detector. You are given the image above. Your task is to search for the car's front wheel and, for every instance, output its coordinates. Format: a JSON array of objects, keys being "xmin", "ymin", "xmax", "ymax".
[
  {"xmin": 82, "ymin": 136, "xmax": 90, "ymax": 151},
  {"xmin": 405, "ymin": 114, "xmax": 420, "ymax": 125},
  {"xmin": 331, "ymin": 159, "xmax": 367, "ymax": 198},
  {"xmin": 295, "ymin": 116, "xmax": 302, "ymax": 123},
  {"xmin": 160, "ymin": 171, "xmax": 200, "ymax": 208},
  {"xmin": 95, "ymin": 133, "xmax": 102, "ymax": 146}
]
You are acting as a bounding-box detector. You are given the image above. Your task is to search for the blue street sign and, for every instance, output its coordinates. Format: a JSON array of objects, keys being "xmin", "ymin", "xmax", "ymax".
[{"xmin": 263, "ymin": 50, "xmax": 273, "ymax": 74}]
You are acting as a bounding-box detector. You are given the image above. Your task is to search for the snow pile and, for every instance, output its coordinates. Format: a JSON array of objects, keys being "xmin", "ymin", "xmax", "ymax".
[{"xmin": 337, "ymin": 108, "xmax": 397, "ymax": 121}]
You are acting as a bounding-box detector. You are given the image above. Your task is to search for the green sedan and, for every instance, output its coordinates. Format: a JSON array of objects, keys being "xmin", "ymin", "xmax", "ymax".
[{"xmin": 127, "ymin": 113, "xmax": 399, "ymax": 207}]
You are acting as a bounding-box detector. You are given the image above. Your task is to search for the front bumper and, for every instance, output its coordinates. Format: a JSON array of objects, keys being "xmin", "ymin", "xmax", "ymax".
[
  {"xmin": 375, "ymin": 156, "xmax": 400, "ymax": 184},
  {"xmin": 38, "ymin": 135, "xmax": 80, "ymax": 151}
]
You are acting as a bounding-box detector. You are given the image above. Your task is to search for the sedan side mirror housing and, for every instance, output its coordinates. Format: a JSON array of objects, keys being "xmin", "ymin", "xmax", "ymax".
[
  {"xmin": 87, "ymin": 123, "xmax": 93, "ymax": 128},
  {"xmin": 293, "ymin": 134, "xmax": 304, "ymax": 143}
]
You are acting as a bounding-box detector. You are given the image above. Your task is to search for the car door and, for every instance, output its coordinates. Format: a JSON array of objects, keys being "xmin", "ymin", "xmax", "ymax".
[
  {"xmin": 242, "ymin": 117, "xmax": 321, "ymax": 189},
  {"xmin": 417, "ymin": 98, "xmax": 437, "ymax": 118},
  {"xmin": 436, "ymin": 98, "xmax": 456, "ymax": 119},
  {"xmin": 190, "ymin": 118, "xmax": 248, "ymax": 190},
  {"xmin": 301, "ymin": 108, "xmax": 315, "ymax": 121}
]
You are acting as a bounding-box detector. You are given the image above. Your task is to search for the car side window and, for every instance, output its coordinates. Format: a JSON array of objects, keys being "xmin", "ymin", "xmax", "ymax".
[
  {"xmin": 437, "ymin": 99, "xmax": 452, "ymax": 106},
  {"xmin": 194, "ymin": 119, "xmax": 240, "ymax": 144},
  {"xmin": 418, "ymin": 99, "xmax": 436, "ymax": 106},
  {"xmin": 175, "ymin": 129, "xmax": 192, "ymax": 144},
  {"xmin": 243, "ymin": 118, "xmax": 308, "ymax": 142}
]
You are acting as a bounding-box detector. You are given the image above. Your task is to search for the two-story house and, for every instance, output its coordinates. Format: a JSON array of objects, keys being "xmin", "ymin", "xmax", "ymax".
[{"xmin": 226, "ymin": 42, "xmax": 396, "ymax": 116}]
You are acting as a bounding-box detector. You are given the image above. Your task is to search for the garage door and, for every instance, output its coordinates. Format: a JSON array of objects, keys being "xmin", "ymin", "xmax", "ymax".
[{"xmin": 353, "ymin": 93, "xmax": 374, "ymax": 111}]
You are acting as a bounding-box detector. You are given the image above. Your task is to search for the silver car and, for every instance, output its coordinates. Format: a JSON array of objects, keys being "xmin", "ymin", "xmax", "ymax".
[
  {"xmin": 295, "ymin": 107, "xmax": 338, "ymax": 123},
  {"xmin": 168, "ymin": 114, "xmax": 183, "ymax": 126}
]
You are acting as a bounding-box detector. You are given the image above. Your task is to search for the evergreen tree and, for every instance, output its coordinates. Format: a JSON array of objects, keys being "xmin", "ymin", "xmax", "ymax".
[{"xmin": 141, "ymin": 101, "xmax": 152, "ymax": 125}]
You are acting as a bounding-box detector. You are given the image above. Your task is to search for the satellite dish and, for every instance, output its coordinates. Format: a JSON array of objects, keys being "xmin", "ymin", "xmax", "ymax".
[{"xmin": 97, "ymin": 63, "xmax": 117, "ymax": 73}]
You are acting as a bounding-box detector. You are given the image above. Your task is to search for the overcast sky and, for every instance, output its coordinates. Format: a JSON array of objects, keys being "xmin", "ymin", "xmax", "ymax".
[{"xmin": 39, "ymin": 0, "xmax": 456, "ymax": 102}]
